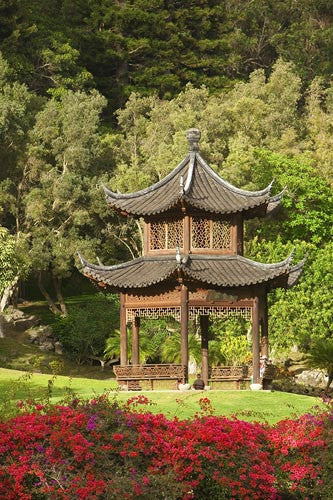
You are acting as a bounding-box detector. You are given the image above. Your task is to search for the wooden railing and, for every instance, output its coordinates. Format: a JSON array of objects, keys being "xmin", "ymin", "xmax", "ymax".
[
  {"xmin": 209, "ymin": 364, "xmax": 275, "ymax": 389},
  {"xmin": 210, "ymin": 366, "xmax": 250, "ymax": 380},
  {"xmin": 113, "ymin": 364, "xmax": 186, "ymax": 390},
  {"xmin": 113, "ymin": 364, "xmax": 275, "ymax": 391}
]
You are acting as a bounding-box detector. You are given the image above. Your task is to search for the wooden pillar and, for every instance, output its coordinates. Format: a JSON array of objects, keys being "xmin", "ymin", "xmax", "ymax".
[
  {"xmin": 180, "ymin": 283, "xmax": 189, "ymax": 382},
  {"xmin": 200, "ymin": 315, "xmax": 209, "ymax": 386},
  {"xmin": 252, "ymin": 296, "xmax": 260, "ymax": 384},
  {"xmin": 184, "ymin": 215, "xmax": 190, "ymax": 253},
  {"xmin": 261, "ymin": 294, "xmax": 269, "ymax": 358},
  {"xmin": 119, "ymin": 292, "xmax": 128, "ymax": 366},
  {"xmin": 132, "ymin": 317, "xmax": 140, "ymax": 365}
]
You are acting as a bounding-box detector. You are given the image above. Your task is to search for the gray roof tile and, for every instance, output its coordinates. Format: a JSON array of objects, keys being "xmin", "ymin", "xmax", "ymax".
[
  {"xmin": 79, "ymin": 253, "xmax": 304, "ymax": 291},
  {"xmin": 103, "ymin": 151, "xmax": 278, "ymax": 217}
]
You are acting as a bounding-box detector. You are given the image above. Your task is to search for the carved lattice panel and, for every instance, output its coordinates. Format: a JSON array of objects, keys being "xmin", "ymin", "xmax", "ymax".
[
  {"xmin": 127, "ymin": 305, "xmax": 251, "ymax": 322},
  {"xmin": 150, "ymin": 220, "xmax": 183, "ymax": 250},
  {"xmin": 191, "ymin": 218, "xmax": 210, "ymax": 248},
  {"xmin": 150, "ymin": 222, "xmax": 166, "ymax": 250},
  {"xmin": 212, "ymin": 220, "xmax": 231, "ymax": 249},
  {"xmin": 189, "ymin": 306, "xmax": 252, "ymax": 321},
  {"xmin": 167, "ymin": 220, "xmax": 183, "ymax": 249},
  {"xmin": 191, "ymin": 218, "xmax": 232, "ymax": 250},
  {"xmin": 126, "ymin": 306, "xmax": 181, "ymax": 322}
]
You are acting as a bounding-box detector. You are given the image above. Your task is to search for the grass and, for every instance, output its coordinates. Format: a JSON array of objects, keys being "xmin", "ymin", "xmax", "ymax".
[{"xmin": 0, "ymin": 368, "xmax": 323, "ymax": 424}]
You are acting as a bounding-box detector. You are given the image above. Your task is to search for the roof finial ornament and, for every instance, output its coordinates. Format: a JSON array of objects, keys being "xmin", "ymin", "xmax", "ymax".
[{"xmin": 186, "ymin": 128, "xmax": 201, "ymax": 152}]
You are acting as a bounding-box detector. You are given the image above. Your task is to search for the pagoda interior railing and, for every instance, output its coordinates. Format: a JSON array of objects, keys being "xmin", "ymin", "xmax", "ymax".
[
  {"xmin": 113, "ymin": 364, "xmax": 186, "ymax": 390},
  {"xmin": 113, "ymin": 364, "xmax": 275, "ymax": 391},
  {"xmin": 209, "ymin": 364, "xmax": 275, "ymax": 390},
  {"xmin": 209, "ymin": 365, "xmax": 275, "ymax": 380},
  {"xmin": 210, "ymin": 365, "xmax": 250, "ymax": 380}
]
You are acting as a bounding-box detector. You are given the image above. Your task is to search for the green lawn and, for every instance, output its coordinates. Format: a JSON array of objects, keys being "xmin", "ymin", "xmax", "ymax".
[{"xmin": 0, "ymin": 368, "xmax": 323, "ymax": 424}]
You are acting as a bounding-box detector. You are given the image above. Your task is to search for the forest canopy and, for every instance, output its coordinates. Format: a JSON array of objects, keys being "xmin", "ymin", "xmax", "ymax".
[{"xmin": 0, "ymin": 1, "xmax": 332, "ymax": 358}]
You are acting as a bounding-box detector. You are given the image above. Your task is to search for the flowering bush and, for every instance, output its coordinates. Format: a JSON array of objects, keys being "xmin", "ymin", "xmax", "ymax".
[{"xmin": 0, "ymin": 394, "xmax": 331, "ymax": 499}]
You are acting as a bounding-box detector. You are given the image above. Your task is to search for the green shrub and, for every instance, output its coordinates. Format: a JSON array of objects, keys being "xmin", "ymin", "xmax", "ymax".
[{"xmin": 53, "ymin": 295, "xmax": 118, "ymax": 363}]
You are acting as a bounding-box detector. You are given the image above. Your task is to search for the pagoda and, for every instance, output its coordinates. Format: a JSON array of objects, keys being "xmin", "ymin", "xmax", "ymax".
[{"xmin": 79, "ymin": 129, "xmax": 304, "ymax": 389}]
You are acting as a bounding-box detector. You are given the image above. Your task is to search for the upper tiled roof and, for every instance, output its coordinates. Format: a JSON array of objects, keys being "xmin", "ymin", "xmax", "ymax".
[
  {"xmin": 79, "ymin": 252, "xmax": 304, "ymax": 291},
  {"xmin": 103, "ymin": 129, "xmax": 283, "ymax": 218}
]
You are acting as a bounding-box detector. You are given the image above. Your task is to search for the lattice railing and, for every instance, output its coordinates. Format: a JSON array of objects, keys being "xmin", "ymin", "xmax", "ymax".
[
  {"xmin": 126, "ymin": 306, "xmax": 181, "ymax": 322},
  {"xmin": 114, "ymin": 364, "xmax": 186, "ymax": 380},
  {"xmin": 189, "ymin": 306, "xmax": 252, "ymax": 321},
  {"xmin": 150, "ymin": 219, "xmax": 183, "ymax": 250},
  {"xmin": 126, "ymin": 305, "xmax": 251, "ymax": 322},
  {"xmin": 210, "ymin": 366, "xmax": 250, "ymax": 379}
]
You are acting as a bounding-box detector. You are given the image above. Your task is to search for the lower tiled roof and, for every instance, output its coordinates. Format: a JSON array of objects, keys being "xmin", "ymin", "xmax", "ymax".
[{"xmin": 79, "ymin": 253, "xmax": 304, "ymax": 290}]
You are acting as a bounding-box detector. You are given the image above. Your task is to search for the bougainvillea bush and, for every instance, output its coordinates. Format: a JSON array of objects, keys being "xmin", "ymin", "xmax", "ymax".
[{"xmin": 0, "ymin": 394, "xmax": 331, "ymax": 499}]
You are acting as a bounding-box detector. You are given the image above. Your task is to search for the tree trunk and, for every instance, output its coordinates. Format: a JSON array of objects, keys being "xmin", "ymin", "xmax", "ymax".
[
  {"xmin": 0, "ymin": 276, "xmax": 19, "ymax": 312},
  {"xmin": 38, "ymin": 272, "xmax": 62, "ymax": 315},
  {"xmin": 52, "ymin": 275, "xmax": 67, "ymax": 316}
]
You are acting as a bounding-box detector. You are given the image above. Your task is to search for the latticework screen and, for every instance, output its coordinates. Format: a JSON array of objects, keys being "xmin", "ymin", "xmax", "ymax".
[
  {"xmin": 191, "ymin": 218, "xmax": 210, "ymax": 248},
  {"xmin": 189, "ymin": 306, "xmax": 252, "ymax": 321},
  {"xmin": 150, "ymin": 219, "xmax": 183, "ymax": 250},
  {"xmin": 191, "ymin": 218, "xmax": 231, "ymax": 250},
  {"xmin": 127, "ymin": 307, "xmax": 181, "ymax": 322},
  {"xmin": 212, "ymin": 220, "xmax": 231, "ymax": 249},
  {"xmin": 126, "ymin": 305, "xmax": 251, "ymax": 322}
]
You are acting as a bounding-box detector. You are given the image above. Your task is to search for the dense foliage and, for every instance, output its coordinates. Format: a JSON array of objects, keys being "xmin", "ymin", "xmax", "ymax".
[
  {"xmin": 53, "ymin": 296, "xmax": 119, "ymax": 364},
  {"xmin": 0, "ymin": 394, "xmax": 332, "ymax": 499},
  {"xmin": 2, "ymin": 1, "xmax": 333, "ymax": 114}
]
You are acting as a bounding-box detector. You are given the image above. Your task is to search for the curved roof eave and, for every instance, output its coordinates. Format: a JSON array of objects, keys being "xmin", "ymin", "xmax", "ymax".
[
  {"xmin": 195, "ymin": 153, "xmax": 274, "ymax": 198},
  {"xmin": 77, "ymin": 251, "xmax": 302, "ymax": 290},
  {"xmin": 102, "ymin": 154, "xmax": 190, "ymax": 201}
]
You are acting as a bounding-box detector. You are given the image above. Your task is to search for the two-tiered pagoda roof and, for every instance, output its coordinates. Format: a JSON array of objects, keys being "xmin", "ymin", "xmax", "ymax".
[{"xmin": 80, "ymin": 128, "xmax": 304, "ymax": 292}]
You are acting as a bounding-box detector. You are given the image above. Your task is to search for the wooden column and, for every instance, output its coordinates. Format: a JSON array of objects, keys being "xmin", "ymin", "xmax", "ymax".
[
  {"xmin": 132, "ymin": 317, "xmax": 140, "ymax": 365},
  {"xmin": 180, "ymin": 283, "xmax": 189, "ymax": 382},
  {"xmin": 119, "ymin": 292, "xmax": 128, "ymax": 366},
  {"xmin": 252, "ymin": 296, "xmax": 260, "ymax": 384},
  {"xmin": 235, "ymin": 214, "xmax": 243, "ymax": 256},
  {"xmin": 200, "ymin": 315, "xmax": 209, "ymax": 386},
  {"xmin": 261, "ymin": 293, "xmax": 269, "ymax": 358},
  {"xmin": 184, "ymin": 215, "xmax": 190, "ymax": 253}
]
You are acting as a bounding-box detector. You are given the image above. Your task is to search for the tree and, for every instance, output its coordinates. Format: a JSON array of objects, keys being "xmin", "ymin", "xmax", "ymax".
[
  {"xmin": 22, "ymin": 89, "xmax": 111, "ymax": 315},
  {"xmin": 0, "ymin": 227, "xmax": 19, "ymax": 311},
  {"xmin": 307, "ymin": 338, "xmax": 333, "ymax": 391},
  {"xmin": 249, "ymin": 150, "xmax": 333, "ymax": 245},
  {"xmin": 305, "ymin": 78, "xmax": 333, "ymax": 186}
]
